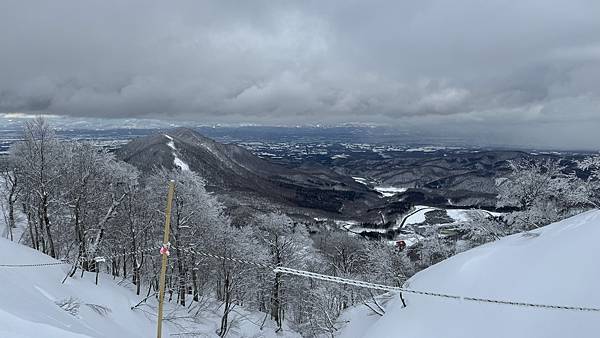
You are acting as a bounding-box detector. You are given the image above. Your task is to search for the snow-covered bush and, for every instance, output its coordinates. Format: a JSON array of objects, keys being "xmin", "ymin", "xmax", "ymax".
[{"xmin": 55, "ymin": 297, "xmax": 81, "ymax": 316}]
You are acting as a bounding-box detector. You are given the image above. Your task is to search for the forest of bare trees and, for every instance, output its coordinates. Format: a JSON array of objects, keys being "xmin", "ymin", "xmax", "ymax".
[{"xmin": 0, "ymin": 118, "xmax": 416, "ymax": 336}]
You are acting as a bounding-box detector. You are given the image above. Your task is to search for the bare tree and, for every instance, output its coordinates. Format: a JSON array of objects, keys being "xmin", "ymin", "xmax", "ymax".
[
  {"xmin": 0, "ymin": 164, "xmax": 21, "ymax": 241},
  {"xmin": 253, "ymin": 212, "xmax": 311, "ymax": 331},
  {"xmin": 11, "ymin": 117, "xmax": 62, "ymax": 257}
]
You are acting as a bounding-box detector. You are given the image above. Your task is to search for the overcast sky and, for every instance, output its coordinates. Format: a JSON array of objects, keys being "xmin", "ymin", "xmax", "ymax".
[{"xmin": 1, "ymin": 1, "xmax": 599, "ymax": 149}]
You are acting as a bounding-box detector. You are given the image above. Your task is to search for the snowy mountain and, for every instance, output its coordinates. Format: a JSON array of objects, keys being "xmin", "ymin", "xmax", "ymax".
[
  {"xmin": 340, "ymin": 210, "xmax": 600, "ymax": 338},
  {"xmin": 117, "ymin": 127, "xmax": 381, "ymax": 219},
  {"xmin": 0, "ymin": 238, "xmax": 299, "ymax": 338}
]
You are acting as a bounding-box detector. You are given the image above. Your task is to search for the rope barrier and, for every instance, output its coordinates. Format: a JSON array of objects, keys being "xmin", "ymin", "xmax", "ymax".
[
  {"xmin": 174, "ymin": 247, "xmax": 600, "ymax": 313},
  {"xmin": 92, "ymin": 246, "xmax": 159, "ymax": 264},
  {"xmin": 273, "ymin": 267, "xmax": 600, "ymax": 312},
  {"xmin": 0, "ymin": 245, "xmax": 159, "ymax": 268},
  {"xmin": 0, "ymin": 261, "xmax": 70, "ymax": 268},
  {"xmin": 175, "ymin": 246, "xmax": 276, "ymax": 270}
]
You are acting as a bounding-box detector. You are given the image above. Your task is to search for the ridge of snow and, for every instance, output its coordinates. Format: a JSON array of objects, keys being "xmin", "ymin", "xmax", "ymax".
[
  {"xmin": 163, "ymin": 134, "xmax": 190, "ymax": 171},
  {"xmin": 341, "ymin": 210, "xmax": 600, "ymax": 338},
  {"xmin": 164, "ymin": 134, "xmax": 176, "ymax": 150}
]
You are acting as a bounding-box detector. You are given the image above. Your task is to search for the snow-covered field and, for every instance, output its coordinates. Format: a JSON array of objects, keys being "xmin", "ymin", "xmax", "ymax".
[
  {"xmin": 340, "ymin": 210, "xmax": 600, "ymax": 338},
  {"xmin": 351, "ymin": 177, "xmax": 408, "ymax": 197},
  {"xmin": 0, "ymin": 238, "xmax": 299, "ymax": 337},
  {"xmin": 400, "ymin": 205, "xmax": 502, "ymax": 227},
  {"xmin": 373, "ymin": 186, "xmax": 407, "ymax": 197}
]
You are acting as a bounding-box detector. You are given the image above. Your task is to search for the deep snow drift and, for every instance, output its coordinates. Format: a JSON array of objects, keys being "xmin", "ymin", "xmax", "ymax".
[
  {"xmin": 0, "ymin": 238, "xmax": 299, "ymax": 338},
  {"xmin": 341, "ymin": 210, "xmax": 600, "ymax": 338}
]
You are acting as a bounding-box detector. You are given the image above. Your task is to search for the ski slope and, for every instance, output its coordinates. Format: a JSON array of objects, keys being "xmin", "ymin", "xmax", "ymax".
[
  {"xmin": 341, "ymin": 210, "xmax": 600, "ymax": 338},
  {"xmin": 0, "ymin": 237, "xmax": 299, "ymax": 338}
]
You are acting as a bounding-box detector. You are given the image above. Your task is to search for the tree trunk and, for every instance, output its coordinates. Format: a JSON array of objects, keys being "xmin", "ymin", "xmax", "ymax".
[
  {"xmin": 26, "ymin": 204, "xmax": 37, "ymax": 250},
  {"xmin": 175, "ymin": 245, "xmax": 186, "ymax": 306},
  {"xmin": 7, "ymin": 193, "xmax": 15, "ymax": 241},
  {"xmin": 42, "ymin": 192, "xmax": 56, "ymax": 258},
  {"xmin": 191, "ymin": 254, "xmax": 199, "ymax": 302},
  {"xmin": 37, "ymin": 204, "xmax": 47, "ymax": 254},
  {"xmin": 271, "ymin": 271, "xmax": 283, "ymax": 329},
  {"xmin": 122, "ymin": 249, "xmax": 127, "ymax": 278},
  {"xmin": 219, "ymin": 271, "xmax": 231, "ymax": 337}
]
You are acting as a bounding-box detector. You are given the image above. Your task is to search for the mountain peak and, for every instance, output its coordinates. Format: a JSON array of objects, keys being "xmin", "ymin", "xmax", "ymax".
[{"xmin": 166, "ymin": 127, "xmax": 212, "ymax": 143}]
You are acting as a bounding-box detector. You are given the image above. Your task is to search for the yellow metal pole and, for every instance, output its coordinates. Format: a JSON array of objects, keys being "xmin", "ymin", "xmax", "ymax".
[{"xmin": 157, "ymin": 180, "xmax": 175, "ymax": 338}]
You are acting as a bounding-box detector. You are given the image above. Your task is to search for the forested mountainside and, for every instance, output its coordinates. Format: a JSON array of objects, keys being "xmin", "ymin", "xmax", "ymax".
[{"xmin": 116, "ymin": 127, "xmax": 382, "ymax": 220}]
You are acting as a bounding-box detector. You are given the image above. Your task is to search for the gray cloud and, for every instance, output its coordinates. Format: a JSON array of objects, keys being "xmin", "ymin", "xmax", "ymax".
[{"xmin": 1, "ymin": 0, "xmax": 600, "ymax": 148}]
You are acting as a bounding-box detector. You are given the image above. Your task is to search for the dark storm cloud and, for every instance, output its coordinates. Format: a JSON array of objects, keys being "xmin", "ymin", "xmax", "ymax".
[{"xmin": 1, "ymin": 0, "xmax": 599, "ymax": 148}]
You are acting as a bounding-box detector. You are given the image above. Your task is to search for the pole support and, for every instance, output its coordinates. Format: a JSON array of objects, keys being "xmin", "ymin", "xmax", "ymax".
[{"xmin": 157, "ymin": 180, "xmax": 175, "ymax": 338}]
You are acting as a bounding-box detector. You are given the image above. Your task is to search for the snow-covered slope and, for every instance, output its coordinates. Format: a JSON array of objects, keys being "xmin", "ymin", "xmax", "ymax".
[
  {"xmin": 341, "ymin": 210, "xmax": 600, "ymax": 338},
  {"xmin": 0, "ymin": 238, "xmax": 156, "ymax": 338},
  {"xmin": 0, "ymin": 238, "xmax": 299, "ymax": 338}
]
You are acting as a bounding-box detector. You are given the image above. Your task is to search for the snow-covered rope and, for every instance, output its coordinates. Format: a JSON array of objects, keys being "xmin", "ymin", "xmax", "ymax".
[
  {"xmin": 91, "ymin": 245, "xmax": 159, "ymax": 264},
  {"xmin": 174, "ymin": 245, "xmax": 276, "ymax": 270},
  {"xmin": 460, "ymin": 296, "xmax": 600, "ymax": 312},
  {"xmin": 274, "ymin": 266, "xmax": 403, "ymax": 293},
  {"xmin": 0, "ymin": 260, "xmax": 71, "ymax": 268},
  {"xmin": 0, "ymin": 245, "xmax": 160, "ymax": 268},
  {"xmin": 274, "ymin": 266, "xmax": 600, "ymax": 312}
]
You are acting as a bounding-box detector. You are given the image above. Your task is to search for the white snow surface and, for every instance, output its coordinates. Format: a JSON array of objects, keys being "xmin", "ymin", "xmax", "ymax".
[
  {"xmin": 373, "ymin": 186, "xmax": 407, "ymax": 197},
  {"xmin": 351, "ymin": 177, "xmax": 368, "ymax": 185},
  {"xmin": 341, "ymin": 210, "xmax": 600, "ymax": 338},
  {"xmin": 173, "ymin": 156, "xmax": 190, "ymax": 171},
  {"xmin": 164, "ymin": 134, "xmax": 175, "ymax": 150},
  {"xmin": 0, "ymin": 238, "xmax": 299, "ymax": 338}
]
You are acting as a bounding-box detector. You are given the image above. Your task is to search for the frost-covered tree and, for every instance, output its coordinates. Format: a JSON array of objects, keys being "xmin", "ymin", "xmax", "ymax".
[
  {"xmin": 8, "ymin": 118, "xmax": 140, "ymax": 271},
  {"xmin": 313, "ymin": 231, "xmax": 369, "ymax": 319},
  {"xmin": 59, "ymin": 142, "xmax": 138, "ymax": 269},
  {"xmin": 252, "ymin": 212, "xmax": 312, "ymax": 330},
  {"xmin": 108, "ymin": 177, "xmax": 154, "ymax": 294},
  {"xmin": 454, "ymin": 210, "xmax": 508, "ymax": 252},
  {"xmin": 0, "ymin": 163, "xmax": 21, "ymax": 241},
  {"xmin": 497, "ymin": 159, "xmax": 592, "ymax": 231},
  {"xmin": 418, "ymin": 226, "xmax": 455, "ymax": 268},
  {"xmin": 578, "ymin": 156, "xmax": 600, "ymax": 205},
  {"xmin": 11, "ymin": 117, "xmax": 63, "ymax": 257},
  {"xmin": 146, "ymin": 168, "xmax": 228, "ymax": 306}
]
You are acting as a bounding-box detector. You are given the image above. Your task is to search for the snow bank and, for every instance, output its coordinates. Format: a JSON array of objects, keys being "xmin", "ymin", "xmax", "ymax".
[
  {"xmin": 342, "ymin": 210, "xmax": 600, "ymax": 338},
  {"xmin": 0, "ymin": 238, "xmax": 299, "ymax": 337},
  {"xmin": 0, "ymin": 238, "xmax": 157, "ymax": 338}
]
